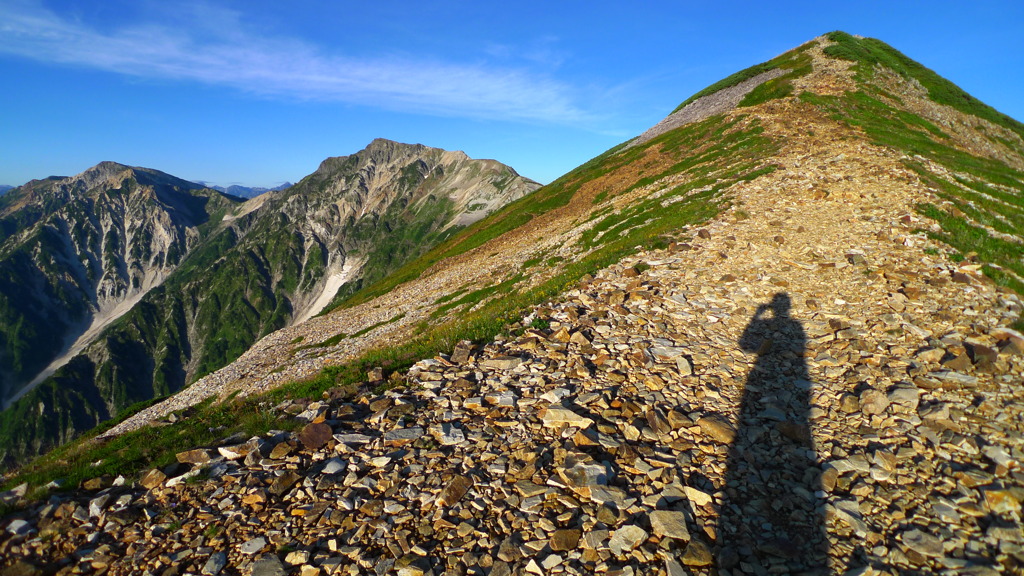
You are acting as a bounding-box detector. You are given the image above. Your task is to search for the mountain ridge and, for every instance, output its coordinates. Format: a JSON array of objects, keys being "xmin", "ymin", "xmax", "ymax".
[{"xmin": 3, "ymin": 32, "xmax": 1024, "ymax": 575}]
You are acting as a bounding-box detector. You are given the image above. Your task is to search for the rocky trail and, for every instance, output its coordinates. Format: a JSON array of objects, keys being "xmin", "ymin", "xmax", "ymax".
[{"xmin": 4, "ymin": 127, "xmax": 1023, "ymax": 574}]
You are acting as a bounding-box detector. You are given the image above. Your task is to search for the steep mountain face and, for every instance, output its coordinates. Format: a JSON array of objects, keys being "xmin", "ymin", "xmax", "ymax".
[
  {"xmin": 275, "ymin": 138, "xmax": 540, "ymax": 321},
  {"xmin": 0, "ymin": 163, "xmax": 242, "ymax": 463},
  {"xmin": 0, "ymin": 162, "xmax": 240, "ymax": 403},
  {"xmin": 49, "ymin": 33, "xmax": 1024, "ymax": 575},
  {"xmin": 0, "ymin": 141, "xmax": 537, "ymax": 465}
]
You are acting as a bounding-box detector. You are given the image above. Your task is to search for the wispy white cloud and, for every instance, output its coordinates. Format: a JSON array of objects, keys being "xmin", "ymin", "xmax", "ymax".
[
  {"xmin": 0, "ymin": 0, "xmax": 590, "ymax": 124},
  {"xmin": 485, "ymin": 36, "xmax": 568, "ymax": 69}
]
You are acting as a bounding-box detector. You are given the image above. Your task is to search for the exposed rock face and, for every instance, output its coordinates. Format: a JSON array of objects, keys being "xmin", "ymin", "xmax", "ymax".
[
  {"xmin": 0, "ymin": 141, "xmax": 537, "ymax": 465},
  {"xmin": 280, "ymin": 138, "xmax": 539, "ymax": 323},
  {"xmin": 0, "ymin": 163, "xmax": 239, "ymax": 457},
  {"xmin": 0, "ymin": 162, "xmax": 229, "ymax": 400}
]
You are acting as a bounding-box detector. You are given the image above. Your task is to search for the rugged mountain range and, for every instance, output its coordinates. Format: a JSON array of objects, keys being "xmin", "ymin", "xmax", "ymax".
[
  {"xmin": 0, "ymin": 140, "xmax": 538, "ymax": 464},
  {"xmin": 2, "ymin": 32, "xmax": 1024, "ymax": 575},
  {"xmin": 0, "ymin": 186, "xmax": 13, "ymax": 196}
]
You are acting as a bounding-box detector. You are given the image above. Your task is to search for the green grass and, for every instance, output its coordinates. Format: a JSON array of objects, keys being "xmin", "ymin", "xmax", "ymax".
[
  {"xmin": 433, "ymin": 288, "xmax": 469, "ymax": 305},
  {"xmin": 738, "ymin": 49, "xmax": 813, "ymax": 108},
  {"xmin": 529, "ymin": 318, "xmax": 551, "ymax": 330},
  {"xmin": 293, "ymin": 313, "xmax": 406, "ymax": 351},
  {"xmin": 918, "ymin": 203, "xmax": 1024, "ymax": 293},
  {"xmin": 522, "ymin": 255, "xmax": 545, "ymax": 268},
  {"xmin": 295, "ymin": 331, "xmax": 348, "ymax": 351},
  {"xmin": 739, "ymin": 78, "xmax": 794, "ymax": 107},
  {"xmin": 823, "ymin": 31, "xmax": 1024, "ymax": 144},
  {"xmin": 350, "ymin": 313, "xmax": 406, "ymax": 339},
  {"xmin": 4, "ymin": 394, "xmax": 297, "ymax": 493},
  {"xmin": 431, "ymin": 275, "xmax": 525, "ymax": 319},
  {"xmin": 578, "ymin": 116, "xmax": 776, "ymax": 253}
]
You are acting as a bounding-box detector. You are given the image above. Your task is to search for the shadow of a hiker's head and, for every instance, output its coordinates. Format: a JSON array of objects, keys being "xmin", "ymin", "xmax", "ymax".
[{"xmin": 770, "ymin": 292, "xmax": 791, "ymax": 317}]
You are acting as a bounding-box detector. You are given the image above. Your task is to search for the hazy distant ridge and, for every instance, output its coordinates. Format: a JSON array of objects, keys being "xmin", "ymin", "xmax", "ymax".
[{"xmin": 192, "ymin": 181, "xmax": 293, "ymax": 198}]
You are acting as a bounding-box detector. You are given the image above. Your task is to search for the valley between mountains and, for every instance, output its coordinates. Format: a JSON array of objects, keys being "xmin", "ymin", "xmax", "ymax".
[{"xmin": 2, "ymin": 32, "xmax": 1024, "ymax": 575}]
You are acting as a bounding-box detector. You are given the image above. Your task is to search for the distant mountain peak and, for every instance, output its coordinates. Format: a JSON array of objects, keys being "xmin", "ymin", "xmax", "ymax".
[
  {"xmin": 367, "ymin": 137, "xmax": 422, "ymax": 150},
  {"xmin": 360, "ymin": 138, "xmax": 429, "ymax": 162},
  {"xmin": 70, "ymin": 161, "xmax": 205, "ymax": 193},
  {"xmin": 89, "ymin": 160, "xmax": 133, "ymax": 172},
  {"xmin": 73, "ymin": 161, "xmax": 134, "ymax": 188}
]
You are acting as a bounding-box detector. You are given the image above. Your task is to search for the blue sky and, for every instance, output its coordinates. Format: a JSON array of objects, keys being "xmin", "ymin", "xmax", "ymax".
[{"xmin": 2, "ymin": 0, "xmax": 1022, "ymax": 187}]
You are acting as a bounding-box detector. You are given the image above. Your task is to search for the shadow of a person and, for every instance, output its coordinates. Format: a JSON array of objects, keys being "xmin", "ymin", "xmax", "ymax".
[{"xmin": 717, "ymin": 293, "xmax": 828, "ymax": 574}]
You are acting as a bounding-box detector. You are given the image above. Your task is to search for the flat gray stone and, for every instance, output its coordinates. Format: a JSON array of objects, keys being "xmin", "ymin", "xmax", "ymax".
[
  {"xmin": 831, "ymin": 500, "xmax": 868, "ymax": 537},
  {"xmin": 384, "ymin": 427, "xmax": 424, "ymax": 445},
  {"xmin": 88, "ymin": 494, "xmax": 110, "ymax": 518},
  {"xmin": 240, "ymin": 536, "xmax": 267, "ymax": 555},
  {"xmin": 542, "ymin": 407, "xmax": 594, "ymax": 429},
  {"xmin": 589, "ymin": 485, "xmax": 630, "ymax": 506},
  {"xmin": 333, "ymin": 433, "xmax": 374, "ymax": 444},
  {"xmin": 436, "ymin": 422, "xmax": 466, "ymax": 445},
  {"xmin": 665, "ymin": 557, "xmax": 687, "ymax": 576},
  {"xmin": 482, "ymin": 356, "xmax": 523, "ymax": 370},
  {"xmin": 321, "ymin": 457, "xmax": 347, "ymax": 475},
  {"xmin": 649, "ymin": 346, "xmax": 686, "ymax": 362},
  {"xmin": 6, "ymin": 519, "xmax": 31, "ymax": 536},
  {"xmin": 683, "ymin": 486, "xmax": 713, "ymax": 506},
  {"xmin": 928, "ymin": 371, "xmax": 978, "ymax": 386}
]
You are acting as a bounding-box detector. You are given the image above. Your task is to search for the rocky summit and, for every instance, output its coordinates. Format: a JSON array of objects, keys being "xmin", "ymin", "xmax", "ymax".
[{"xmin": 3, "ymin": 32, "xmax": 1024, "ymax": 576}]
